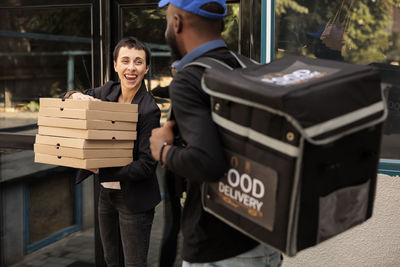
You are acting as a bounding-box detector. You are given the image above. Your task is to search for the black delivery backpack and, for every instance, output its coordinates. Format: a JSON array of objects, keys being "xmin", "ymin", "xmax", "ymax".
[{"xmin": 185, "ymin": 53, "xmax": 387, "ymax": 256}]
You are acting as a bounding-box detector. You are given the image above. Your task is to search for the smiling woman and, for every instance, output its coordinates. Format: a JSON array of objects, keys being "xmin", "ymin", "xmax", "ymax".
[
  {"xmin": 114, "ymin": 47, "xmax": 149, "ymax": 103},
  {"xmin": 65, "ymin": 36, "xmax": 161, "ymax": 267}
]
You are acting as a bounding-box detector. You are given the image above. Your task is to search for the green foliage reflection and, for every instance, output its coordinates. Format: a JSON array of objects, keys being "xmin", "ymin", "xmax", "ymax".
[{"xmin": 275, "ymin": 0, "xmax": 400, "ymax": 65}]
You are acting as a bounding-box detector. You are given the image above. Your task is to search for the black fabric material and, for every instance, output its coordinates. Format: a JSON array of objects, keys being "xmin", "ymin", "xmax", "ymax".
[
  {"xmin": 151, "ymin": 85, "xmax": 170, "ymax": 99},
  {"xmin": 203, "ymin": 126, "xmax": 297, "ymax": 251},
  {"xmin": 297, "ymin": 124, "xmax": 382, "ymax": 250},
  {"xmin": 74, "ymin": 81, "xmax": 161, "ymax": 213},
  {"xmin": 165, "ymin": 51, "xmax": 259, "ymax": 262},
  {"xmin": 211, "ymin": 96, "xmax": 301, "ymax": 146},
  {"xmin": 194, "ymin": 54, "xmax": 384, "ymax": 256},
  {"xmin": 203, "ymin": 55, "xmax": 382, "ymax": 129},
  {"xmin": 159, "ymin": 169, "xmax": 181, "ymax": 267},
  {"xmin": 67, "ymin": 262, "xmax": 95, "ymax": 267},
  {"xmin": 76, "ymin": 169, "xmax": 93, "ymax": 184}
]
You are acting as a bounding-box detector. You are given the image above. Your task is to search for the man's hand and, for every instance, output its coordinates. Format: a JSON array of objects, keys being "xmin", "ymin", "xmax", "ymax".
[
  {"xmin": 70, "ymin": 92, "xmax": 100, "ymax": 101},
  {"xmin": 150, "ymin": 120, "xmax": 176, "ymax": 161}
]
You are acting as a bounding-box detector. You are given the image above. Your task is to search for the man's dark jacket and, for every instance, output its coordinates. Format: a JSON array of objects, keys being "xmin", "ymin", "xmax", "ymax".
[
  {"xmin": 165, "ymin": 51, "xmax": 258, "ymax": 262},
  {"xmin": 75, "ymin": 80, "xmax": 161, "ymax": 212}
]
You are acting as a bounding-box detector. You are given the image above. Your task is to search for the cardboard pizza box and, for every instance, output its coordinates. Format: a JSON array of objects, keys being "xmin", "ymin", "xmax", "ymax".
[
  {"xmin": 39, "ymin": 107, "xmax": 138, "ymax": 122},
  {"xmin": 34, "ymin": 144, "xmax": 132, "ymax": 159},
  {"xmin": 38, "ymin": 126, "xmax": 137, "ymax": 140},
  {"xmin": 40, "ymin": 98, "xmax": 138, "ymax": 113},
  {"xmin": 38, "ymin": 116, "xmax": 137, "ymax": 131},
  {"xmin": 35, "ymin": 153, "xmax": 133, "ymax": 169},
  {"xmin": 35, "ymin": 135, "xmax": 134, "ymax": 149}
]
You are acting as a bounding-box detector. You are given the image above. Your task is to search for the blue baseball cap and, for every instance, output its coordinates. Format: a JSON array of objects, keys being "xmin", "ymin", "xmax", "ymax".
[
  {"xmin": 158, "ymin": 0, "xmax": 226, "ymax": 20},
  {"xmin": 307, "ymin": 27, "xmax": 325, "ymax": 39},
  {"xmin": 307, "ymin": 25, "xmax": 342, "ymax": 39}
]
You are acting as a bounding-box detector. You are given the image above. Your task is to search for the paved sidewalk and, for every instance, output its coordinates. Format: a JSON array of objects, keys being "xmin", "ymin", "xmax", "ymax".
[
  {"xmin": 10, "ymin": 230, "xmax": 95, "ymax": 267},
  {"xmin": 11, "ymin": 202, "xmax": 182, "ymax": 267}
]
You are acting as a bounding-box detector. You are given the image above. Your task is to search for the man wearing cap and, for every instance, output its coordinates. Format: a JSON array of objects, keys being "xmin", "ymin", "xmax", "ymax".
[
  {"xmin": 306, "ymin": 25, "xmax": 345, "ymax": 61},
  {"xmin": 150, "ymin": 1, "xmax": 282, "ymax": 266}
]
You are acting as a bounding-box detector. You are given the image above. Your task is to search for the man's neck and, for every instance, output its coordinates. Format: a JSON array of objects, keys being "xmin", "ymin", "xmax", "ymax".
[
  {"xmin": 174, "ymin": 39, "xmax": 227, "ymax": 71},
  {"xmin": 184, "ymin": 35, "xmax": 222, "ymax": 55}
]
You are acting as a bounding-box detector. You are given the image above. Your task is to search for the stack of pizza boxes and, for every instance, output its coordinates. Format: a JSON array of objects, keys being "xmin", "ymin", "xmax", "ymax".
[{"xmin": 34, "ymin": 98, "xmax": 137, "ymax": 169}]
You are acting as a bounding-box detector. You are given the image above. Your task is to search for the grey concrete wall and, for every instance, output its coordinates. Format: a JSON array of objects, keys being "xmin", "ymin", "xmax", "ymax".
[
  {"xmin": 1, "ymin": 151, "xmax": 52, "ymax": 183},
  {"xmin": 1, "ymin": 171, "xmax": 95, "ymax": 266},
  {"xmin": 3, "ymin": 183, "xmax": 24, "ymax": 266},
  {"xmin": 283, "ymin": 174, "xmax": 400, "ymax": 267}
]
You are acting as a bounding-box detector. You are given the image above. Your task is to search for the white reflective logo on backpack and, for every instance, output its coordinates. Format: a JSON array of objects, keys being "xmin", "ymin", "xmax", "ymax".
[
  {"xmin": 206, "ymin": 150, "xmax": 278, "ymax": 231},
  {"xmin": 261, "ymin": 69, "xmax": 325, "ymax": 86},
  {"xmin": 241, "ymin": 60, "xmax": 340, "ymax": 87},
  {"xmin": 218, "ymin": 168, "xmax": 264, "ymax": 212}
]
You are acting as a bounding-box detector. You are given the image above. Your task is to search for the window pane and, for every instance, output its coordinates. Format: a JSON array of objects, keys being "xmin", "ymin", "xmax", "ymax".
[
  {"xmin": 0, "ymin": 6, "xmax": 94, "ymax": 265},
  {"xmin": 0, "ymin": 7, "xmax": 92, "ymax": 115},
  {"xmin": 223, "ymin": 3, "xmax": 240, "ymax": 51},
  {"xmin": 274, "ymin": 0, "xmax": 400, "ymax": 159}
]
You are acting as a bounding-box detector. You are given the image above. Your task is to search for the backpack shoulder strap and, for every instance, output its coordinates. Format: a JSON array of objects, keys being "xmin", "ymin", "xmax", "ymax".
[
  {"xmin": 182, "ymin": 51, "xmax": 260, "ymax": 70},
  {"xmin": 229, "ymin": 51, "xmax": 261, "ymax": 68},
  {"xmin": 183, "ymin": 56, "xmax": 234, "ymax": 71}
]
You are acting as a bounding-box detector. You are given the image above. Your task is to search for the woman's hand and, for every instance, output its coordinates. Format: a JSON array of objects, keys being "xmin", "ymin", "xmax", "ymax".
[
  {"xmin": 70, "ymin": 92, "xmax": 100, "ymax": 101},
  {"xmin": 87, "ymin": 168, "xmax": 99, "ymax": 174}
]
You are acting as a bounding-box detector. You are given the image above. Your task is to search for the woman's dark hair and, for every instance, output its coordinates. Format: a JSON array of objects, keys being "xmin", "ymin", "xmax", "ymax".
[{"xmin": 113, "ymin": 36, "xmax": 151, "ymax": 66}]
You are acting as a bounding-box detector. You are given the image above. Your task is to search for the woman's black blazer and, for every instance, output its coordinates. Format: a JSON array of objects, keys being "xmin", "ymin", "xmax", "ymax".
[{"xmin": 76, "ymin": 80, "xmax": 161, "ymax": 212}]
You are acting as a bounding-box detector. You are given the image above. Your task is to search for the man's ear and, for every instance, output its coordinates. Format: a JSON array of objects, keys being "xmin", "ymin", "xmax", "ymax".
[
  {"xmin": 173, "ymin": 14, "xmax": 183, "ymax": 34},
  {"xmin": 113, "ymin": 60, "xmax": 117, "ymax": 72}
]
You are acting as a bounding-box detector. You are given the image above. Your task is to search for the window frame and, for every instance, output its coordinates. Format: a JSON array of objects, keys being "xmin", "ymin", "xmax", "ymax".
[
  {"xmin": 261, "ymin": 0, "xmax": 400, "ymax": 176},
  {"xmin": 0, "ymin": 0, "xmax": 101, "ymax": 255}
]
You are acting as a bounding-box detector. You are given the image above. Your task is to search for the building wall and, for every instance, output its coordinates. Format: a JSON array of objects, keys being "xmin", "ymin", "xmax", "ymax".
[
  {"xmin": 3, "ymin": 182, "xmax": 24, "ymax": 267},
  {"xmin": 1, "ymin": 169, "xmax": 94, "ymax": 266},
  {"xmin": 283, "ymin": 174, "xmax": 400, "ymax": 267}
]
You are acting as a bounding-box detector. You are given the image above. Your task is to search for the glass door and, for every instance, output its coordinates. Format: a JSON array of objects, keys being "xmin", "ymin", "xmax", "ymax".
[{"xmin": 0, "ymin": 1, "xmax": 100, "ymax": 266}]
